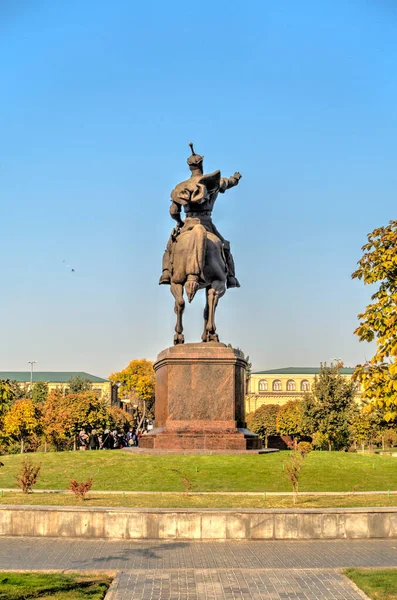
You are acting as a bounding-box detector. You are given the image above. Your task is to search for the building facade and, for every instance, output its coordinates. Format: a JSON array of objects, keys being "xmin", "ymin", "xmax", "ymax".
[
  {"xmin": 0, "ymin": 371, "xmax": 119, "ymax": 405},
  {"xmin": 246, "ymin": 366, "xmax": 359, "ymax": 414}
]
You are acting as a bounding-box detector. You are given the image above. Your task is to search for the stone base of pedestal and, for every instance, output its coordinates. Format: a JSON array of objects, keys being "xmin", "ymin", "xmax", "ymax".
[
  {"xmin": 138, "ymin": 427, "xmax": 261, "ymax": 451},
  {"xmin": 139, "ymin": 343, "xmax": 262, "ymax": 452}
]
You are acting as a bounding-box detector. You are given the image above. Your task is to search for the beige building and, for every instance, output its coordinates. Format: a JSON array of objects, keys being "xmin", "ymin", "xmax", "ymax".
[
  {"xmin": 0, "ymin": 371, "xmax": 119, "ymax": 405},
  {"xmin": 246, "ymin": 366, "xmax": 359, "ymax": 414}
]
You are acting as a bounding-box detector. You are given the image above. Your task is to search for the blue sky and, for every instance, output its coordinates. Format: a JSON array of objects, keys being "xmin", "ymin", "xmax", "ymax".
[{"xmin": 1, "ymin": 0, "xmax": 396, "ymax": 377}]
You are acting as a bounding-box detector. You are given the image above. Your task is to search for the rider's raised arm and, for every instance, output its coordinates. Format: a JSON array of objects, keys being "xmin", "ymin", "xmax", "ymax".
[{"xmin": 219, "ymin": 172, "xmax": 242, "ymax": 194}]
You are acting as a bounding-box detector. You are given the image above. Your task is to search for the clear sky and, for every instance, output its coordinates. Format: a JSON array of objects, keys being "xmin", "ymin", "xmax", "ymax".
[{"xmin": 1, "ymin": 0, "xmax": 396, "ymax": 377}]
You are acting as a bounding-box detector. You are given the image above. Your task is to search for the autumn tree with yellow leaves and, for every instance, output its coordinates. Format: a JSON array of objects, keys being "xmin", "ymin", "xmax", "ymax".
[
  {"xmin": 3, "ymin": 399, "xmax": 41, "ymax": 453},
  {"xmin": 353, "ymin": 219, "xmax": 397, "ymax": 421},
  {"xmin": 109, "ymin": 359, "xmax": 155, "ymax": 430},
  {"xmin": 42, "ymin": 389, "xmax": 109, "ymax": 451}
]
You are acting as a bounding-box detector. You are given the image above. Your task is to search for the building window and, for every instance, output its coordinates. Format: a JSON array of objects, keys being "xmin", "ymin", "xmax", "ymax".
[
  {"xmin": 272, "ymin": 379, "xmax": 282, "ymax": 391},
  {"xmin": 258, "ymin": 379, "xmax": 268, "ymax": 392},
  {"xmin": 287, "ymin": 379, "xmax": 296, "ymax": 391},
  {"xmin": 301, "ymin": 379, "xmax": 310, "ymax": 392}
]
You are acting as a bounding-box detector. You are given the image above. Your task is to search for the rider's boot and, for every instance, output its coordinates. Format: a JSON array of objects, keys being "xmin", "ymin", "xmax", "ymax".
[
  {"xmin": 224, "ymin": 247, "xmax": 240, "ymax": 288},
  {"xmin": 227, "ymin": 275, "xmax": 240, "ymax": 288},
  {"xmin": 159, "ymin": 269, "xmax": 171, "ymax": 285},
  {"xmin": 185, "ymin": 274, "xmax": 200, "ymax": 303}
]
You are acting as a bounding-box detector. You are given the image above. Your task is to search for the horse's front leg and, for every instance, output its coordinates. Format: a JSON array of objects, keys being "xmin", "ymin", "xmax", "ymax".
[
  {"xmin": 171, "ymin": 282, "xmax": 185, "ymax": 345},
  {"xmin": 205, "ymin": 280, "xmax": 226, "ymax": 342}
]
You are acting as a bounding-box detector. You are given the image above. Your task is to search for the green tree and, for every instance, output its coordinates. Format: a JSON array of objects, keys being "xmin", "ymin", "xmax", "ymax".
[
  {"xmin": 246, "ymin": 404, "xmax": 280, "ymax": 448},
  {"xmin": 302, "ymin": 363, "xmax": 355, "ymax": 451},
  {"xmin": 109, "ymin": 359, "xmax": 155, "ymax": 430},
  {"xmin": 32, "ymin": 381, "xmax": 48, "ymax": 404},
  {"xmin": 276, "ymin": 400, "xmax": 305, "ymax": 446},
  {"xmin": 352, "ymin": 219, "xmax": 397, "ymax": 420},
  {"xmin": 350, "ymin": 408, "xmax": 381, "ymax": 452},
  {"xmin": 0, "ymin": 379, "xmax": 15, "ymax": 417},
  {"xmin": 67, "ymin": 375, "xmax": 92, "ymax": 394}
]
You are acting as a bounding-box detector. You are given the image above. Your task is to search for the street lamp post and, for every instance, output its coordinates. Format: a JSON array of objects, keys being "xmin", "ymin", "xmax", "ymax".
[{"xmin": 28, "ymin": 361, "xmax": 37, "ymax": 397}]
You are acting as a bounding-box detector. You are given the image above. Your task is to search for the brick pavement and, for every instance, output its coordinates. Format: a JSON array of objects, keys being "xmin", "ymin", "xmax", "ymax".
[
  {"xmin": 2, "ymin": 538, "xmax": 395, "ymax": 598},
  {"xmin": 105, "ymin": 569, "xmax": 369, "ymax": 599}
]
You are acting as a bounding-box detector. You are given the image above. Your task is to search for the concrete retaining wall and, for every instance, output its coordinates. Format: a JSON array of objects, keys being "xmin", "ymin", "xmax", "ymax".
[{"xmin": 1, "ymin": 506, "xmax": 397, "ymax": 540}]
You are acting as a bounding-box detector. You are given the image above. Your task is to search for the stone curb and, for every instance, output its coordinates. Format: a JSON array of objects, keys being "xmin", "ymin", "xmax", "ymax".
[
  {"xmin": 2, "ymin": 505, "xmax": 397, "ymax": 540},
  {"xmin": 0, "ymin": 488, "xmax": 396, "ymax": 496}
]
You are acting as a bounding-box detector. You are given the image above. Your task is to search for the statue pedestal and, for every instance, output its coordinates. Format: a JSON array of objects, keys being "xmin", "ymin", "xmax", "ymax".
[{"xmin": 139, "ymin": 343, "xmax": 262, "ymax": 451}]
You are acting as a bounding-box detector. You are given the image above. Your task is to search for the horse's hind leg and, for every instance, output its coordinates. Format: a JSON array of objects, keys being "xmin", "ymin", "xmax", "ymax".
[
  {"xmin": 171, "ymin": 282, "xmax": 185, "ymax": 345},
  {"xmin": 201, "ymin": 287, "xmax": 210, "ymax": 342},
  {"xmin": 205, "ymin": 279, "xmax": 226, "ymax": 342}
]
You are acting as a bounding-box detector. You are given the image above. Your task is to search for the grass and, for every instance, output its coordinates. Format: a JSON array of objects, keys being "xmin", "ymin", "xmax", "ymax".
[
  {"xmin": 1, "ymin": 451, "xmax": 397, "ymax": 493},
  {"xmin": 0, "ymin": 492, "xmax": 396, "ymax": 509},
  {"xmin": 0, "ymin": 572, "xmax": 111, "ymax": 600},
  {"xmin": 345, "ymin": 568, "xmax": 397, "ymax": 599}
]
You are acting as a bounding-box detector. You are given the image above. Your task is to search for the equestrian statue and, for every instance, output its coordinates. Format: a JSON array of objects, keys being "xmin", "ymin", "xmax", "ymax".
[{"xmin": 159, "ymin": 143, "xmax": 242, "ymax": 344}]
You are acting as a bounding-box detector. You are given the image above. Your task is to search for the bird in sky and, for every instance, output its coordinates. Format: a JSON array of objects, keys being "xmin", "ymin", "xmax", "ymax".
[{"xmin": 62, "ymin": 260, "xmax": 75, "ymax": 272}]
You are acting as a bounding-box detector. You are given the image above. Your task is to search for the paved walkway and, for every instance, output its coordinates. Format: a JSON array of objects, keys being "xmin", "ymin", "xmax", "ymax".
[{"xmin": 2, "ymin": 538, "xmax": 397, "ymax": 598}]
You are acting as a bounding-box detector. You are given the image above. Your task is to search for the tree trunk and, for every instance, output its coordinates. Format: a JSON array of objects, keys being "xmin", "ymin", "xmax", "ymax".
[
  {"xmin": 361, "ymin": 442, "xmax": 364, "ymax": 452},
  {"xmin": 44, "ymin": 441, "xmax": 47, "ymax": 453},
  {"xmin": 328, "ymin": 440, "xmax": 332, "ymax": 452},
  {"xmin": 382, "ymin": 434, "xmax": 385, "ymax": 450},
  {"xmin": 73, "ymin": 435, "xmax": 77, "ymax": 452},
  {"xmin": 265, "ymin": 435, "xmax": 268, "ymax": 449},
  {"xmin": 21, "ymin": 439, "xmax": 24, "ymax": 454},
  {"xmin": 136, "ymin": 400, "xmax": 146, "ymax": 434}
]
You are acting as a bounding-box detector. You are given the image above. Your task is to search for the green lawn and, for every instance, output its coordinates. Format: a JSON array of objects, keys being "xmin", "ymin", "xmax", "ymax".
[
  {"xmin": 1, "ymin": 451, "xmax": 397, "ymax": 493},
  {"xmin": 0, "ymin": 491, "xmax": 396, "ymax": 509},
  {"xmin": 345, "ymin": 569, "xmax": 397, "ymax": 599},
  {"xmin": 0, "ymin": 572, "xmax": 111, "ymax": 600}
]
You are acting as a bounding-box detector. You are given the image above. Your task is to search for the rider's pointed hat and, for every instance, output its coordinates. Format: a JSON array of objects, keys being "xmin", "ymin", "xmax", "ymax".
[{"xmin": 187, "ymin": 142, "xmax": 204, "ymax": 168}]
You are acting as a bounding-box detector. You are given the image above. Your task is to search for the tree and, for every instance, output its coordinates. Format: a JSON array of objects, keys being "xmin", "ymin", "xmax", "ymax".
[
  {"xmin": 352, "ymin": 219, "xmax": 397, "ymax": 421},
  {"xmin": 106, "ymin": 406, "xmax": 133, "ymax": 431},
  {"xmin": 302, "ymin": 363, "xmax": 355, "ymax": 451},
  {"xmin": 41, "ymin": 389, "xmax": 69, "ymax": 450},
  {"xmin": 67, "ymin": 375, "xmax": 92, "ymax": 394},
  {"xmin": 350, "ymin": 408, "xmax": 380, "ymax": 452},
  {"xmin": 32, "ymin": 381, "xmax": 48, "ymax": 404},
  {"xmin": 109, "ymin": 359, "xmax": 155, "ymax": 430},
  {"xmin": 246, "ymin": 404, "xmax": 279, "ymax": 448},
  {"xmin": 0, "ymin": 379, "xmax": 15, "ymax": 417},
  {"xmin": 42, "ymin": 390, "xmax": 109, "ymax": 450},
  {"xmin": 276, "ymin": 400, "xmax": 305, "ymax": 446},
  {"xmin": 3, "ymin": 399, "xmax": 41, "ymax": 453}
]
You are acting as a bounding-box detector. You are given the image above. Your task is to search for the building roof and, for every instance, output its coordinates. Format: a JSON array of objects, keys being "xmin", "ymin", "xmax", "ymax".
[
  {"xmin": 0, "ymin": 372, "xmax": 109, "ymax": 383},
  {"xmin": 252, "ymin": 366, "xmax": 355, "ymax": 375}
]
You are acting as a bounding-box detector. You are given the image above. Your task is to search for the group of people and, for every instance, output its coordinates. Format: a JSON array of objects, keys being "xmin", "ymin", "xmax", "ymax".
[{"xmin": 78, "ymin": 428, "xmax": 140, "ymax": 450}]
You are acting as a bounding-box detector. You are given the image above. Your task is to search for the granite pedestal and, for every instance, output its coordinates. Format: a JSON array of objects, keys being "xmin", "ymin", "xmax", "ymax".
[{"xmin": 139, "ymin": 343, "xmax": 262, "ymax": 451}]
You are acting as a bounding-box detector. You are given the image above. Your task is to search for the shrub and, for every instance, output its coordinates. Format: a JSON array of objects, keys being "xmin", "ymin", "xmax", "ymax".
[
  {"xmin": 171, "ymin": 469, "xmax": 192, "ymax": 495},
  {"xmin": 285, "ymin": 451, "xmax": 303, "ymax": 504},
  {"xmin": 297, "ymin": 441, "xmax": 313, "ymax": 458},
  {"xmin": 15, "ymin": 458, "xmax": 41, "ymax": 493},
  {"xmin": 69, "ymin": 478, "xmax": 93, "ymax": 500}
]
